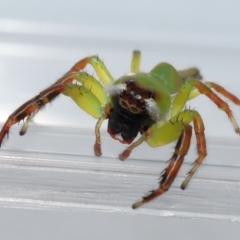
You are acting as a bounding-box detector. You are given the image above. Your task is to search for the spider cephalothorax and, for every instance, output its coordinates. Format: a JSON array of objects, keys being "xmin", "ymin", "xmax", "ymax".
[{"xmin": 1, "ymin": 50, "xmax": 240, "ymax": 209}]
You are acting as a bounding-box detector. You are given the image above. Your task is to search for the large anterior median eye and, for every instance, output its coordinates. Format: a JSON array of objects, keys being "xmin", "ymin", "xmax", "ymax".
[
  {"xmin": 119, "ymin": 99, "xmax": 128, "ymax": 109},
  {"xmin": 129, "ymin": 106, "xmax": 139, "ymax": 114}
]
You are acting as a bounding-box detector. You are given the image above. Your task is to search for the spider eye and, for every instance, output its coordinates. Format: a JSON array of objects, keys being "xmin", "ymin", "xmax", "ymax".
[
  {"xmin": 129, "ymin": 106, "xmax": 139, "ymax": 114},
  {"xmin": 120, "ymin": 100, "xmax": 128, "ymax": 109}
]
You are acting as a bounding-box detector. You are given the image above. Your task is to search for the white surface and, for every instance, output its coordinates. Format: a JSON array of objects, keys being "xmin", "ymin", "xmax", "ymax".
[
  {"xmin": 1, "ymin": 0, "xmax": 240, "ymax": 239},
  {"xmin": 1, "ymin": 126, "xmax": 240, "ymax": 216},
  {"xmin": 0, "ymin": 126, "xmax": 240, "ymax": 239},
  {"xmin": 1, "ymin": 208, "xmax": 240, "ymax": 240}
]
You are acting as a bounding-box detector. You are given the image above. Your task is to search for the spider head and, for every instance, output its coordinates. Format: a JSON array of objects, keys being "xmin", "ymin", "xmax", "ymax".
[
  {"xmin": 105, "ymin": 76, "xmax": 160, "ymax": 144},
  {"xmin": 106, "ymin": 76, "xmax": 160, "ymax": 124}
]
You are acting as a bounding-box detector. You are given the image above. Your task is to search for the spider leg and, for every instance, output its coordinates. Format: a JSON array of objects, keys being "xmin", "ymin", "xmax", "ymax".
[
  {"xmin": 0, "ymin": 55, "xmax": 113, "ymax": 147},
  {"xmin": 119, "ymin": 133, "xmax": 147, "ymax": 160},
  {"xmin": 188, "ymin": 81, "xmax": 240, "ymax": 105},
  {"xmin": 0, "ymin": 83, "xmax": 66, "ymax": 146},
  {"xmin": 190, "ymin": 79, "xmax": 240, "ymax": 134},
  {"xmin": 181, "ymin": 111, "xmax": 206, "ymax": 189},
  {"xmin": 56, "ymin": 56, "xmax": 114, "ymax": 85},
  {"xmin": 19, "ymin": 112, "xmax": 36, "ymax": 135},
  {"xmin": 131, "ymin": 109, "xmax": 205, "ymax": 208},
  {"xmin": 206, "ymin": 82, "xmax": 240, "ymax": 105},
  {"xmin": 171, "ymin": 78, "xmax": 240, "ymax": 134},
  {"xmin": 131, "ymin": 50, "xmax": 141, "ymax": 72},
  {"xmin": 71, "ymin": 71, "xmax": 108, "ymax": 104},
  {"xmin": 132, "ymin": 124, "xmax": 192, "ymax": 209},
  {"xmin": 93, "ymin": 104, "xmax": 111, "ymax": 156},
  {"xmin": 178, "ymin": 67, "xmax": 202, "ymax": 82},
  {"xmin": 63, "ymin": 71, "xmax": 112, "ymax": 156}
]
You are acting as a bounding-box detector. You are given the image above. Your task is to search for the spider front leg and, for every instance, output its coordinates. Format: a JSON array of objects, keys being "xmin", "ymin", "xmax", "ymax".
[
  {"xmin": 0, "ymin": 55, "xmax": 113, "ymax": 147},
  {"xmin": 0, "ymin": 83, "xmax": 67, "ymax": 146}
]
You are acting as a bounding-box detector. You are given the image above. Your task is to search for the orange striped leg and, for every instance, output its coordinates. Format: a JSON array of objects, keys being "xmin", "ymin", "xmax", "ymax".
[
  {"xmin": 190, "ymin": 79, "xmax": 240, "ymax": 134},
  {"xmin": 207, "ymin": 82, "xmax": 240, "ymax": 105},
  {"xmin": 0, "ymin": 83, "xmax": 67, "ymax": 147},
  {"xmin": 56, "ymin": 56, "xmax": 114, "ymax": 85},
  {"xmin": 0, "ymin": 57, "xmax": 92, "ymax": 146},
  {"xmin": 132, "ymin": 124, "xmax": 192, "ymax": 209},
  {"xmin": 56, "ymin": 57, "xmax": 92, "ymax": 84},
  {"xmin": 0, "ymin": 55, "xmax": 113, "ymax": 148},
  {"xmin": 181, "ymin": 111, "xmax": 207, "ymax": 189}
]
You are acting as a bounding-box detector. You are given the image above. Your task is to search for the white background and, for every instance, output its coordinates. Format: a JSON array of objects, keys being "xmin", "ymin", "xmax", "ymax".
[{"xmin": 0, "ymin": 0, "xmax": 240, "ymax": 239}]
